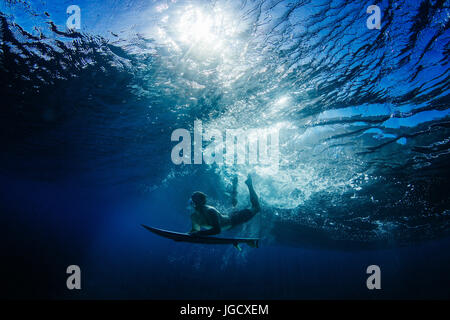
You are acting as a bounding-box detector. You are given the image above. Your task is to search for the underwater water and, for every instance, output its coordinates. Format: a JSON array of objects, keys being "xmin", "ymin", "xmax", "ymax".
[{"xmin": 1, "ymin": 0, "xmax": 449, "ymax": 299}]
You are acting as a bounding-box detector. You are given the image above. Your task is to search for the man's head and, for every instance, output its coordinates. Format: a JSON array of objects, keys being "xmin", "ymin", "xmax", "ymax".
[{"xmin": 191, "ymin": 191, "xmax": 207, "ymax": 208}]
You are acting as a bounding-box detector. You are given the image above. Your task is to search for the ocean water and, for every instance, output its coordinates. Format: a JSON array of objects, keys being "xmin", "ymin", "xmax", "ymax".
[{"xmin": 1, "ymin": 0, "xmax": 449, "ymax": 299}]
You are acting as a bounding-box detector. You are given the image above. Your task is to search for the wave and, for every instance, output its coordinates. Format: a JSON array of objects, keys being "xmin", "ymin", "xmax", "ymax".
[{"xmin": 1, "ymin": 0, "xmax": 449, "ymax": 246}]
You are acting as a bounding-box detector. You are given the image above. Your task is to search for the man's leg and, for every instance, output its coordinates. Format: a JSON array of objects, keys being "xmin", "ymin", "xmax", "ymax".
[
  {"xmin": 245, "ymin": 174, "xmax": 260, "ymax": 214},
  {"xmin": 231, "ymin": 175, "xmax": 238, "ymax": 207},
  {"xmin": 228, "ymin": 175, "xmax": 260, "ymax": 229}
]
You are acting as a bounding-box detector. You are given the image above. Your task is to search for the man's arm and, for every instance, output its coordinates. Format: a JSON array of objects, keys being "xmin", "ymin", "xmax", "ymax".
[
  {"xmin": 190, "ymin": 209, "xmax": 221, "ymax": 236},
  {"xmin": 189, "ymin": 215, "xmax": 201, "ymax": 234}
]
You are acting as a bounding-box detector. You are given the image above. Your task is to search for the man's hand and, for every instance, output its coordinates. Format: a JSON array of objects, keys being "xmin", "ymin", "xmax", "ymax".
[
  {"xmin": 189, "ymin": 227, "xmax": 220, "ymax": 237},
  {"xmin": 188, "ymin": 230, "xmax": 205, "ymax": 237}
]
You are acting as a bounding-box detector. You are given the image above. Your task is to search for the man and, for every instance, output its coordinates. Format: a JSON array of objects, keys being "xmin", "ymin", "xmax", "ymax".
[{"xmin": 188, "ymin": 174, "xmax": 260, "ymax": 236}]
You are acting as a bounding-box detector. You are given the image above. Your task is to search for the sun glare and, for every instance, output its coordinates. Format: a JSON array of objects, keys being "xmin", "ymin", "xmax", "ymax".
[
  {"xmin": 177, "ymin": 9, "xmax": 215, "ymax": 44},
  {"xmin": 173, "ymin": 5, "xmax": 237, "ymax": 54}
]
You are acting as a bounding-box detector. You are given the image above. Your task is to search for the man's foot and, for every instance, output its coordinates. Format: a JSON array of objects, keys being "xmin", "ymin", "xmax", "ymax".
[{"xmin": 245, "ymin": 174, "xmax": 252, "ymax": 187}]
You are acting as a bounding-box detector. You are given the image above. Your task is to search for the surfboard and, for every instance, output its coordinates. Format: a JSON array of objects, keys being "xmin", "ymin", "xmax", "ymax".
[{"xmin": 141, "ymin": 224, "xmax": 259, "ymax": 249}]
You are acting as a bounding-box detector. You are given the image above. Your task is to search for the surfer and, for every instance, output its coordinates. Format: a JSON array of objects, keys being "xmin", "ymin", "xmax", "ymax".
[{"xmin": 188, "ymin": 174, "xmax": 260, "ymax": 236}]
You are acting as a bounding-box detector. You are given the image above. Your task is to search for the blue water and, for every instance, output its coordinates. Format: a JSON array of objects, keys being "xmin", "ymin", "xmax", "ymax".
[{"xmin": 1, "ymin": 0, "xmax": 449, "ymax": 299}]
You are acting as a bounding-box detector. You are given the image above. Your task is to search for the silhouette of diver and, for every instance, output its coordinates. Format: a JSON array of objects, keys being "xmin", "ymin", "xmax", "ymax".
[{"xmin": 188, "ymin": 174, "xmax": 260, "ymax": 236}]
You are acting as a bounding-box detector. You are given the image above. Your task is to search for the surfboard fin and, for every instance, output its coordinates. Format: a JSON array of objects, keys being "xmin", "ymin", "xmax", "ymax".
[
  {"xmin": 233, "ymin": 243, "xmax": 242, "ymax": 251},
  {"xmin": 247, "ymin": 239, "xmax": 259, "ymax": 248}
]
